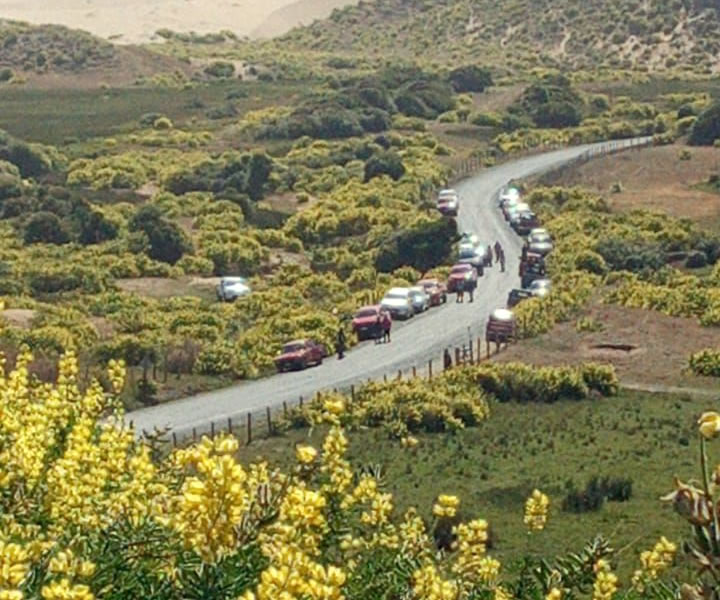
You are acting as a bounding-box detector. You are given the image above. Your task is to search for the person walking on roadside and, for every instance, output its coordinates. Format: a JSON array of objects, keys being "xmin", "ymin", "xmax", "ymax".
[
  {"xmin": 382, "ymin": 311, "xmax": 391, "ymax": 343},
  {"xmin": 443, "ymin": 348, "xmax": 452, "ymax": 370},
  {"xmin": 499, "ymin": 248, "xmax": 506, "ymax": 273},
  {"xmin": 456, "ymin": 280, "xmax": 465, "ymax": 303},
  {"xmin": 494, "ymin": 240, "xmax": 502, "ymax": 264},
  {"xmin": 467, "ymin": 279, "xmax": 475, "ymax": 303},
  {"xmin": 486, "ymin": 244, "xmax": 493, "ymax": 267},
  {"xmin": 521, "ymin": 244, "xmax": 528, "ymax": 263},
  {"xmin": 336, "ymin": 326, "xmax": 346, "ymax": 359}
]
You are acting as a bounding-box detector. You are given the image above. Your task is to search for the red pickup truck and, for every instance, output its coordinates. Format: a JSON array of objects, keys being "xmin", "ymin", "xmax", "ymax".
[
  {"xmin": 351, "ymin": 305, "xmax": 392, "ymax": 341},
  {"xmin": 416, "ymin": 279, "xmax": 448, "ymax": 306},
  {"xmin": 274, "ymin": 339, "xmax": 327, "ymax": 372}
]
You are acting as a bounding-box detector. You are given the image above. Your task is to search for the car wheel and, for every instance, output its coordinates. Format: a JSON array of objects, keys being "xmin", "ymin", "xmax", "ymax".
[{"xmin": 316, "ymin": 356, "xmax": 323, "ymax": 366}]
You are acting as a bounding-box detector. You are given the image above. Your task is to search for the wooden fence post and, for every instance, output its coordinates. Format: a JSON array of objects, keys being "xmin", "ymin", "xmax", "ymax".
[
  {"xmin": 383, "ymin": 373, "xmax": 387, "ymax": 382},
  {"xmin": 299, "ymin": 395, "xmax": 303, "ymax": 407},
  {"xmin": 469, "ymin": 340, "xmax": 474, "ymax": 363},
  {"xmin": 455, "ymin": 347, "xmax": 461, "ymax": 365},
  {"xmin": 192, "ymin": 427, "xmax": 197, "ymax": 442},
  {"xmin": 283, "ymin": 401, "xmax": 288, "ymax": 418},
  {"xmin": 428, "ymin": 359, "xmax": 432, "ymax": 380},
  {"xmin": 412, "ymin": 365, "xmax": 417, "ymax": 378},
  {"xmin": 210, "ymin": 421, "xmax": 215, "ymax": 439},
  {"xmin": 266, "ymin": 406, "xmax": 272, "ymax": 435},
  {"xmin": 350, "ymin": 385, "xmax": 355, "ymax": 401},
  {"xmin": 227, "ymin": 417, "xmax": 233, "ymax": 435},
  {"xmin": 246, "ymin": 413, "xmax": 252, "ymax": 445},
  {"xmin": 172, "ymin": 432, "xmax": 177, "ymax": 448},
  {"xmin": 477, "ymin": 337, "xmax": 482, "ymax": 363},
  {"xmin": 397, "ymin": 369, "xmax": 402, "ymax": 380}
]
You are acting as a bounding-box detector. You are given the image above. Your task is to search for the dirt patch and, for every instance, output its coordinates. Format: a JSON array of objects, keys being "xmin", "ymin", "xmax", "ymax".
[
  {"xmin": 493, "ymin": 303, "xmax": 720, "ymax": 391},
  {"xmin": 115, "ymin": 277, "xmax": 216, "ymax": 300},
  {"xmin": 90, "ymin": 316, "xmax": 115, "ymax": 339},
  {"xmin": 0, "ymin": 309, "xmax": 37, "ymax": 329},
  {"xmin": 263, "ymin": 192, "xmax": 316, "ymax": 213},
  {"xmin": 541, "ymin": 144, "xmax": 720, "ymax": 226}
]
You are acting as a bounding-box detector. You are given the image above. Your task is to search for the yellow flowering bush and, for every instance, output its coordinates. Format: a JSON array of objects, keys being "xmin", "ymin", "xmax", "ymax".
[{"xmin": 0, "ymin": 351, "xmax": 706, "ymax": 599}]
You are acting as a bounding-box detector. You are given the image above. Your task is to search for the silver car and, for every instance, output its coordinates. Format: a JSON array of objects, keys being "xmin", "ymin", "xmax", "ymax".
[
  {"xmin": 216, "ymin": 276, "xmax": 251, "ymax": 302},
  {"xmin": 408, "ymin": 287, "xmax": 430, "ymax": 313},
  {"xmin": 380, "ymin": 287, "xmax": 415, "ymax": 320}
]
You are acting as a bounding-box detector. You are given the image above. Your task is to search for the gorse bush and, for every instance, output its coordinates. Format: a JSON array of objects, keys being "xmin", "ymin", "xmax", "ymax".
[{"xmin": 0, "ymin": 351, "xmax": 713, "ymax": 599}]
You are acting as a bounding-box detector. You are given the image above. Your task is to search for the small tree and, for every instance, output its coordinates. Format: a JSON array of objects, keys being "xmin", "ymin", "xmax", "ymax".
[{"xmin": 129, "ymin": 205, "xmax": 192, "ymax": 264}]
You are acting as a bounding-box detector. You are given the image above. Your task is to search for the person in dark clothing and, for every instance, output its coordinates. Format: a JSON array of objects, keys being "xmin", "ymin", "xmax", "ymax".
[
  {"xmin": 456, "ymin": 280, "xmax": 465, "ymax": 303},
  {"xmin": 443, "ymin": 348, "xmax": 452, "ymax": 370},
  {"xmin": 494, "ymin": 241, "xmax": 502, "ymax": 264},
  {"xmin": 486, "ymin": 244, "xmax": 493, "ymax": 267},
  {"xmin": 499, "ymin": 248, "xmax": 506, "ymax": 273},
  {"xmin": 467, "ymin": 280, "xmax": 474, "ymax": 303},
  {"xmin": 521, "ymin": 244, "xmax": 528, "ymax": 262},
  {"xmin": 374, "ymin": 314, "xmax": 383, "ymax": 345},
  {"xmin": 336, "ymin": 326, "xmax": 346, "ymax": 359}
]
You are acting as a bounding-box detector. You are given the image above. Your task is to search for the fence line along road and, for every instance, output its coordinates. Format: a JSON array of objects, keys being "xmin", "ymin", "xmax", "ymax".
[{"xmin": 125, "ymin": 137, "xmax": 653, "ymax": 442}]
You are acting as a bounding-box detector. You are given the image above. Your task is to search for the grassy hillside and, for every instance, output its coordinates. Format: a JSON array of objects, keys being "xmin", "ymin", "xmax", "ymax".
[
  {"xmin": 280, "ymin": 0, "xmax": 720, "ymax": 76},
  {"xmin": 0, "ymin": 19, "xmax": 116, "ymax": 73}
]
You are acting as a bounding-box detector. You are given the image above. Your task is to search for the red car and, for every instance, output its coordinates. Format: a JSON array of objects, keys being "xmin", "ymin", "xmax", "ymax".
[
  {"xmin": 274, "ymin": 339, "xmax": 327, "ymax": 372},
  {"xmin": 351, "ymin": 305, "xmax": 392, "ymax": 341},
  {"xmin": 446, "ymin": 263, "xmax": 478, "ymax": 293},
  {"xmin": 416, "ymin": 279, "xmax": 448, "ymax": 306}
]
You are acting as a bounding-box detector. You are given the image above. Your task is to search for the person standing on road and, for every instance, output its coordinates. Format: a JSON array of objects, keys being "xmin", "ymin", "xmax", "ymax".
[
  {"xmin": 374, "ymin": 313, "xmax": 383, "ymax": 345},
  {"xmin": 521, "ymin": 244, "xmax": 528, "ymax": 263},
  {"xmin": 456, "ymin": 280, "xmax": 465, "ymax": 303},
  {"xmin": 486, "ymin": 244, "xmax": 493, "ymax": 267},
  {"xmin": 443, "ymin": 348, "xmax": 452, "ymax": 370},
  {"xmin": 336, "ymin": 326, "xmax": 346, "ymax": 359},
  {"xmin": 494, "ymin": 240, "xmax": 502, "ymax": 264},
  {"xmin": 499, "ymin": 248, "xmax": 506, "ymax": 273},
  {"xmin": 383, "ymin": 311, "xmax": 391, "ymax": 343},
  {"xmin": 467, "ymin": 279, "xmax": 475, "ymax": 303}
]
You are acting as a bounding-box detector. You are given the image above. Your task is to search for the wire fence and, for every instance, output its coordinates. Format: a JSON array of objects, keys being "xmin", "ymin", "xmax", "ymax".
[{"xmin": 136, "ymin": 136, "xmax": 655, "ymax": 449}]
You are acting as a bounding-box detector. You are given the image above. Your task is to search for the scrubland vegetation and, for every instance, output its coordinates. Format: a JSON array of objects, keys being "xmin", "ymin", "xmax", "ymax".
[{"xmin": 1, "ymin": 1, "xmax": 720, "ymax": 598}]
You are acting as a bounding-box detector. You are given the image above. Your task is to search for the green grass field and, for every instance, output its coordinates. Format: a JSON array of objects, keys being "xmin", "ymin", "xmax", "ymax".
[
  {"xmin": 0, "ymin": 81, "xmax": 307, "ymax": 144},
  {"xmin": 237, "ymin": 389, "xmax": 711, "ymax": 579}
]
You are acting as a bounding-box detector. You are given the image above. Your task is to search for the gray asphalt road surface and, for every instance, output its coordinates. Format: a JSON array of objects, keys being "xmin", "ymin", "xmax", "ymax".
[{"xmin": 126, "ymin": 139, "xmax": 647, "ymax": 438}]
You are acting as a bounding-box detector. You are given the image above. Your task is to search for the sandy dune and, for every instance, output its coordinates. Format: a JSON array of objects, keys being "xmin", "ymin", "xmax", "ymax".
[{"xmin": 0, "ymin": 0, "xmax": 358, "ymax": 43}]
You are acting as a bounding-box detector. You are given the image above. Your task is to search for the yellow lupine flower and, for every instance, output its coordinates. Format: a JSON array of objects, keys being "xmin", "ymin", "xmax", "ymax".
[
  {"xmin": 433, "ymin": 494, "xmax": 460, "ymax": 518},
  {"xmin": 592, "ymin": 560, "xmax": 618, "ymax": 600},
  {"xmin": 698, "ymin": 411, "xmax": 720, "ymax": 439},
  {"xmin": 524, "ymin": 489, "xmax": 550, "ymax": 531},
  {"xmin": 546, "ymin": 588, "xmax": 562, "ymax": 600}
]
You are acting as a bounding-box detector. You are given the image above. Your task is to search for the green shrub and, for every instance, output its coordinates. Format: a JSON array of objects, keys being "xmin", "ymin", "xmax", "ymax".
[
  {"xmin": 204, "ymin": 61, "xmax": 235, "ymax": 79},
  {"xmin": 689, "ymin": 101, "xmax": 720, "ymax": 145},
  {"xmin": 688, "ymin": 349, "xmax": 720, "ymax": 377},
  {"xmin": 448, "ymin": 65, "xmax": 493, "ymax": 93},
  {"xmin": 24, "ymin": 212, "xmax": 70, "ymax": 245},
  {"xmin": 129, "ymin": 205, "xmax": 192, "ymax": 265}
]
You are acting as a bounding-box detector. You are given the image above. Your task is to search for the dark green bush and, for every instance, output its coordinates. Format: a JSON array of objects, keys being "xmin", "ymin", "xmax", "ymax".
[
  {"xmin": 23, "ymin": 212, "xmax": 70, "ymax": 245},
  {"xmin": 204, "ymin": 60, "xmax": 235, "ymax": 78},
  {"xmin": 448, "ymin": 65, "xmax": 493, "ymax": 93},
  {"xmin": 689, "ymin": 101, "xmax": 720, "ymax": 145},
  {"xmin": 364, "ymin": 151, "xmax": 405, "ymax": 182},
  {"xmin": 129, "ymin": 205, "xmax": 192, "ymax": 265},
  {"xmin": 375, "ymin": 218, "xmax": 457, "ymax": 274}
]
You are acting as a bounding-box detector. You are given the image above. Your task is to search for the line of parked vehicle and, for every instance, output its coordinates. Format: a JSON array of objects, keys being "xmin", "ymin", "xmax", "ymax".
[
  {"xmin": 224, "ymin": 185, "xmax": 509, "ymax": 374},
  {"xmin": 497, "ymin": 186, "xmax": 555, "ymax": 308}
]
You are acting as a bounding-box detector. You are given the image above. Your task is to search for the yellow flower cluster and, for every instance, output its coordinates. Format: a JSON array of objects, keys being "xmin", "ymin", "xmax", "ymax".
[
  {"xmin": 295, "ymin": 444, "xmax": 318, "ymax": 464},
  {"xmin": 546, "ymin": 587, "xmax": 562, "ymax": 600},
  {"xmin": 40, "ymin": 579, "xmax": 94, "ymax": 600},
  {"xmin": 631, "ymin": 537, "xmax": 677, "ymax": 592},
  {"xmin": 592, "ymin": 559, "xmax": 618, "ymax": 600},
  {"xmin": 320, "ymin": 426, "xmax": 353, "ymax": 495},
  {"xmin": 412, "ymin": 564, "xmax": 458, "ymax": 600},
  {"xmin": 48, "ymin": 550, "xmax": 95, "ymax": 579},
  {"xmin": 0, "ymin": 542, "xmax": 29, "ymax": 596},
  {"xmin": 452, "ymin": 519, "xmax": 489, "ymax": 580},
  {"xmin": 524, "ymin": 489, "xmax": 550, "ymax": 531},
  {"xmin": 433, "ymin": 495, "xmax": 460, "ymax": 518}
]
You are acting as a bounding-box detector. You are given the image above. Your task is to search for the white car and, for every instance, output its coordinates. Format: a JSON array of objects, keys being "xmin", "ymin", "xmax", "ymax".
[
  {"xmin": 380, "ymin": 287, "xmax": 415, "ymax": 320},
  {"xmin": 499, "ymin": 186, "xmax": 520, "ymax": 205},
  {"xmin": 529, "ymin": 279, "xmax": 552, "ymax": 293},
  {"xmin": 216, "ymin": 276, "xmax": 251, "ymax": 302},
  {"xmin": 460, "ymin": 232, "xmax": 480, "ymax": 246},
  {"xmin": 438, "ymin": 188, "xmax": 459, "ymax": 200}
]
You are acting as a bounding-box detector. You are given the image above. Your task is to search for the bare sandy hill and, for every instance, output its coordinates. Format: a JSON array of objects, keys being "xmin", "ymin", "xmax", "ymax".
[
  {"xmin": 0, "ymin": 0, "xmax": 359, "ymax": 43},
  {"xmin": 252, "ymin": 0, "xmax": 359, "ymax": 38}
]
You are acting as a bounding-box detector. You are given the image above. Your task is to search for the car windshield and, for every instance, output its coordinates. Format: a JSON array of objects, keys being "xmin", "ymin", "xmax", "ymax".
[
  {"xmin": 355, "ymin": 308, "xmax": 378, "ymax": 318},
  {"xmin": 458, "ymin": 247, "xmax": 476, "ymax": 258},
  {"xmin": 386, "ymin": 292, "xmax": 407, "ymax": 300},
  {"xmin": 282, "ymin": 342, "xmax": 305, "ymax": 353}
]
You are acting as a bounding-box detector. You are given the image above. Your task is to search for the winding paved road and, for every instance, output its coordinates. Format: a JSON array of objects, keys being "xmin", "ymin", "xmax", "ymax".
[{"xmin": 127, "ymin": 139, "xmax": 645, "ymax": 439}]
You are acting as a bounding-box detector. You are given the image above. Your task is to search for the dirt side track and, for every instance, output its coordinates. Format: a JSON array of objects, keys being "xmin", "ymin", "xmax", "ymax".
[{"xmin": 126, "ymin": 140, "xmax": 645, "ymax": 438}]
